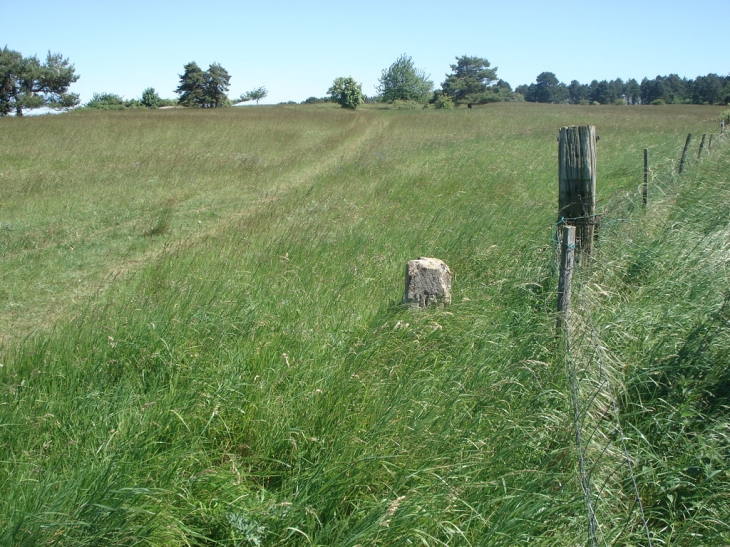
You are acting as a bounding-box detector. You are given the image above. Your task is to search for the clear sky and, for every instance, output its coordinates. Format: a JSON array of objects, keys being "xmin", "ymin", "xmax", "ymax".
[{"xmin": 4, "ymin": 0, "xmax": 729, "ymax": 105}]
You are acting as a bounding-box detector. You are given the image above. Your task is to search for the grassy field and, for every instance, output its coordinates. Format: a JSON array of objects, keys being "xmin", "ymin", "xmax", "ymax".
[{"xmin": 1, "ymin": 103, "xmax": 728, "ymax": 546}]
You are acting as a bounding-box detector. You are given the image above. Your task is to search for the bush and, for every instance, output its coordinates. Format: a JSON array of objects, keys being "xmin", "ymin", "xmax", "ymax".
[
  {"xmin": 431, "ymin": 91, "xmax": 455, "ymax": 109},
  {"xmin": 501, "ymin": 91, "xmax": 525, "ymax": 102},
  {"xmin": 434, "ymin": 95, "xmax": 454, "ymax": 109},
  {"xmin": 651, "ymin": 99, "xmax": 666, "ymax": 106},
  {"xmin": 141, "ymin": 88, "xmax": 164, "ymax": 108},
  {"xmin": 84, "ymin": 92, "xmax": 146, "ymax": 110},
  {"xmin": 382, "ymin": 99, "xmax": 420, "ymax": 110},
  {"xmin": 84, "ymin": 92, "xmax": 127, "ymax": 110},
  {"xmin": 327, "ymin": 77, "xmax": 363, "ymax": 109}
]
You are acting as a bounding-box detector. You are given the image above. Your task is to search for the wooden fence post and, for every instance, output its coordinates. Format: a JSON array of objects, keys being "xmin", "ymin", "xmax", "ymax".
[
  {"xmin": 557, "ymin": 225, "xmax": 576, "ymax": 328},
  {"xmin": 698, "ymin": 134, "xmax": 706, "ymax": 159},
  {"xmin": 643, "ymin": 148, "xmax": 649, "ymax": 206},
  {"xmin": 709, "ymin": 134, "xmax": 713, "ymax": 150},
  {"xmin": 722, "ymin": 120, "xmax": 726, "ymax": 135},
  {"xmin": 559, "ymin": 125, "xmax": 597, "ymax": 255},
  {"xmin": 679, "ymin": 133, "xmax": 692, "ymax": 174}
]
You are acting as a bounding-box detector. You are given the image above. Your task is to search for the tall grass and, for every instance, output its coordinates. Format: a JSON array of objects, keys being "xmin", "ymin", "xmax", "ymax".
[
  {"xmin": 573, "ymin": 135, "xmax": 730, "ymax": 545},
  {"xmin": 1, "ymin": 103, "xmax": 727, "ymax": 545}
]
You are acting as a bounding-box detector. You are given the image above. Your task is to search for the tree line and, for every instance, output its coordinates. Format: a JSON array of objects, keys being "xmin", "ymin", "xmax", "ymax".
[
  {"xmin": 515, "ymin": 71, "xmax": 730, "ymax": 105},
  {"xmin": 325, "ymin": 57, "xmax": 730, "ymax": 109},
  {"xmin": 2, "ymin": 45, "xmax": 729, "ymax": 116}
]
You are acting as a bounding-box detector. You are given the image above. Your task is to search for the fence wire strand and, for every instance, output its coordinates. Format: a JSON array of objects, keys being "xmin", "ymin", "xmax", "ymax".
[
  {"xmin": 562, "ymin": 267, "xmax": 654, "ymax": 547},
  {"xmin": 554, "ymin": 127, "xmax": 729, "ymax": 546}
]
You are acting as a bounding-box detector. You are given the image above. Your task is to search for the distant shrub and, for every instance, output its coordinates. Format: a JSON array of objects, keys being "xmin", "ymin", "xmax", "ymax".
[
  {"xmin": 721, "ymin": 110, "xmax": 730, "ymax": 124},
  {"xmin": 651, "ymin": 99, "xmax": 666, "ymax": 105},
  {"xmin": 433, "ymin": 95, "xmax": 455, "ymax": 109},
  {"xmin": 327, "ymin": 77, "xmax": 364, "ymax": 109},
  {"xmin": 502, "ymin": 91, "xmax": 525, "ymax": 102},
  {"xmin": 85, "ymin": 92, "xmax": 126, "ymax": 110},
  {"xmin": 479, "ymin": 91, "xmax": 504, "ymax": 104},
  {"xmin": 382, "ymin": 99, "xmax": 420, "ymax": 110},
  {"xmin": 141, "ymin": 87, "xmax": 164, "ymax": 108},
  {"xmin": 591, "ymin": 101, "xmax": 601, "ymax": 106},
  {"xmin": 302, "ymin": 96, "xmax": 326, "ymax": 104},
  {"xmin": 84, "ymin": 92, "xmax": 144, "ymax": 110},
  {"xmin": 614, "ymin": 98, "xmax": 626, "ymax": 106}
]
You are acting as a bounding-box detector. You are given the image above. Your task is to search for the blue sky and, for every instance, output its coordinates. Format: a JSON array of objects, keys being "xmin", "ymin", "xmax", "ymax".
[{"xmin": 4, "ymin": 0, "xmax": 729, "ymax": 105}]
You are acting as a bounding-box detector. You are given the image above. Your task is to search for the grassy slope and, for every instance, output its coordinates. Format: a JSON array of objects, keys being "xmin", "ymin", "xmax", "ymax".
[{"xmin": 0, "ymin": 103, "xmax": 728, "ymax": 546}]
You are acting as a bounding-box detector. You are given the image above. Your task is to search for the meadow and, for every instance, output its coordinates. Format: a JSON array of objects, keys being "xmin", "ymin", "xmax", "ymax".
[{"xmin": 1, "ymin": 102, "xmax": 728, "ymax": 546}]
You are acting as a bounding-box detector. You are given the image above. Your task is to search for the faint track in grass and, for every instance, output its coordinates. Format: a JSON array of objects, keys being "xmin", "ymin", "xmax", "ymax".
[{"xmin": 0, "ymin": 111, "xmax": 392, "ymax": 349}]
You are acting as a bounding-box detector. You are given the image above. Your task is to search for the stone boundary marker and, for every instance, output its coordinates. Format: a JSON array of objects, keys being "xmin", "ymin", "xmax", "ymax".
[{"xmin": 404, "ymin": 257, "xmax": 452, "ymax": 307}]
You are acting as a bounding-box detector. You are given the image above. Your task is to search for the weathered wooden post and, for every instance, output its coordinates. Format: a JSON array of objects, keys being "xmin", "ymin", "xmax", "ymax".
[
  {"xmin": 709, "ymin": 134, "xmax": 713, "ymax": 150},
  {"xmin": 559, "ymin": 125, "xmax": 597, "ymax": 255},
  {"xmin": 722, "ymin": 120, "xmax": 725, "ymax": 135},
  {"xmin": 698, "ymin": 134, "xmax": 706, "ymax": 159},
  {"xmin": 679, "ymin": 133, "xmax": 692, "ymax": 174},
  {"xmin": 643, "ymin": 148, "xmax": 649, "ymax": 207},
  {"xmin": 557, "ymin": 225, "xmax": 576, "ymax": 329}
]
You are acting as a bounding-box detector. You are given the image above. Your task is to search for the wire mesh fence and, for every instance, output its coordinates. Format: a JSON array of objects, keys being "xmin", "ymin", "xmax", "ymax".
[{"xmin": 554, "ymin": 124, "xmax": 729, "ymax": 547}]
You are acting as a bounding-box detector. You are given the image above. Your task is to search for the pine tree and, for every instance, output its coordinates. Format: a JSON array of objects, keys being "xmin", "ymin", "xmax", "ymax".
[
  {"xmin": 175, "ymin": 62, "xmax": 231, "ymax": 108},
  {"xmin": 440, "ymin": 56, "xmax": 498, "ymax": 108},
  {"xmin": 0, "ymin": 47, "xmax": 79, "ymax": 116},
  {"xmin": 176, "ymin": 62, "xmax": 207, "ymax": 107},
  {"xmin": 204, "ymin": 63, "xmax": 231, "ymax": 108}
]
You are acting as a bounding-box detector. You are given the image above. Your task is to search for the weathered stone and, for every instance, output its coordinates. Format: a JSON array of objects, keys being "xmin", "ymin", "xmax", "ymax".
[{"xmin": 404, "ymin": 257, "xmax": 452, "ymax": 308}]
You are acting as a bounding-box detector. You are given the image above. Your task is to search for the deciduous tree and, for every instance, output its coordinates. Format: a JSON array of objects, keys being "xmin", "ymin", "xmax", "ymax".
[
  {"xmin": 235, "ymin": 86, "xmax": 268, "ymax": 105},
  {"xmin": 0, "ymin": 47, "xmax": 79, "ymax": 116},
  {"xmin": 376, "ymin": 54, "xmax": 433, "ymax": 103}
]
